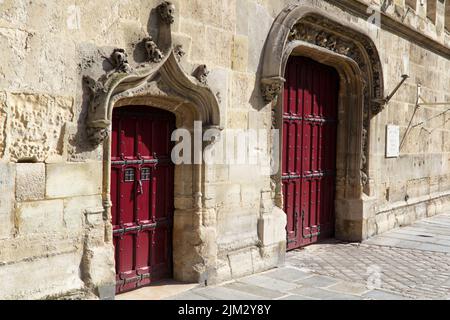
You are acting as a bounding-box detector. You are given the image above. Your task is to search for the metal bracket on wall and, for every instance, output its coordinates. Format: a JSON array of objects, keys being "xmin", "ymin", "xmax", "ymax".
[{"xmin": 373, "ymin": 74, "xmax": 410, "ymax": 106}]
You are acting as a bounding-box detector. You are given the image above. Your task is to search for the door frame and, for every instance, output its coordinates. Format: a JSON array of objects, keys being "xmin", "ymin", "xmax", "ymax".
[
  {"xmin": 86, "ymin": 51, "xmax": 223, "ymax": 289},
  {"xmin": 261, "ymin": 6, "xmax": 385, "ymax": 242}
]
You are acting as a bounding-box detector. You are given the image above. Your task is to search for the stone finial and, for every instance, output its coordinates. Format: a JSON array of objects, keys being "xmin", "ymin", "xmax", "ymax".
[
  {"xmin": 193, "ymin": 64, "xmax": 209, "ymax": 85},
  {"xmin": 111, "ymin": 48, "xmax": 133, "ymax": 73},
  {"xmin": 261, "ymin": 76, "xmax": 286, "ymax": 103},
  {"xmin": 143, "ymin": 36, "xmax": 164, "ymax": 63},
  {"xmin": 158, "ymin": 1, "xmax": 176, "ymax": 25}
]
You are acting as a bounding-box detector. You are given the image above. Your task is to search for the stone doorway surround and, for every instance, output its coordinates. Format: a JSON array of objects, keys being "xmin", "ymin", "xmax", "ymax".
[
  {"xmin": 261, "ymin": 2, "xmax": 385, "ymax": 241},
  {"xmin": 83, "ymin": 2, "xmax": 223, "ymax": 294}
]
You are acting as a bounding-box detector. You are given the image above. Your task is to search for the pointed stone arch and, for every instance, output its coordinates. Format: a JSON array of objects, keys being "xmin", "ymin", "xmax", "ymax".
[
  {"xmin": 261, "ymin": 4, "xmax": 385, "ymax": 240},
  {"xmin": 83, "ymin": 1, "xmax": 222, "ymax": 287}
]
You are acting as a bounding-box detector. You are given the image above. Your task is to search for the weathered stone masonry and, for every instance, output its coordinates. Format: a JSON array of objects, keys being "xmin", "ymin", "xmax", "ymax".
[{"xmin": 0, "ymin": 0, "xmax": 449, "ymax": 299}]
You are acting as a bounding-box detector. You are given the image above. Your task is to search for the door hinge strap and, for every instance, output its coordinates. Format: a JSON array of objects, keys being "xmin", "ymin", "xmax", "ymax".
[
  {"xmin": 282, "ymin": 171, "xmax": 335, "ymax": 180},
  {"xmin": 111, "ymin": 159, "xmax": 159, "ymax": 166},
  {"xmin": 113, "ymin": 223, "xmax": 157, "ymax": 235},
  {"xmin": 117, "ymin": 273, "xmax": 151, "ymax": 286}
]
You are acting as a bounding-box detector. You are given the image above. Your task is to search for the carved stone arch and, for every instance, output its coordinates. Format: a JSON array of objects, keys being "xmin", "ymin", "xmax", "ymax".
[
  {"xmin": 262, "ymin": 4, "xmax": 385, "ymax": 197},
  {"xmin": 83, "ymin": 1, "xmax": 222, "ymax": 285},
  {"xmin": 262, "ymin": 4, "xmax": 385, "ymax": 241}
]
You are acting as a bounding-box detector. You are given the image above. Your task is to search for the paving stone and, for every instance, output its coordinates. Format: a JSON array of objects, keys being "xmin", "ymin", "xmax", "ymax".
[
  {"xmin": 286, "ymin": 214, "xmax": 450, "ymax": 300},
  {"xmin": 327, "ymin": 281, "xmax": 369, "ymax": 295},
  {"xmin": 168, "ymin": 292, "xmax": 211, "ymax": 300},
  {"xmin": 278, "ymin": 294, "xmax": 317, "ymax": 300},
  {"xmin": 263, "ymin": 267, "xmax": 312, "ymax": 282},
  {"xmin": 193, "ymin": 286, "xmax": 264, "ymax": 300},
  {"xmin": 238, "ymin": 274, "xmax": 298, "ymax": 292},
  {"xmin": 362, "ymin": 290, "xmax": 411, "ymax": 300},
  {"xmin": 295, "ymin": 275, "xmax": 339, "ymax": 288},
  {"xmin": 289, "ymin": 287, "xmax": 362, "ymax": 300},
  {"xmin": 166, "ymin": 214, "xmax": 450, "ymax": 301},
  {"xmin": 223, "ymin": 281, "xmax": 285, "ymax": 299}
]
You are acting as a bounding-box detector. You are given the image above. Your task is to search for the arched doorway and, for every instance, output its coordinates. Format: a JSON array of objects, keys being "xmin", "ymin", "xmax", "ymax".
[
  {"xmin": 282, "ymin": 56, "xmax": 340, "ymax": 249},
  {"xmin": 111, "ymin": 106, "xmax": 175, "ymax": 293},
  {"xmin": 261, "ymin": 3, "xmax": 385, "ymax": 242}
]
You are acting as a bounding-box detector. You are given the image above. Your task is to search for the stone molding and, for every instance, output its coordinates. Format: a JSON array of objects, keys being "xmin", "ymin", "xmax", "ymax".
[
  {"xmin": 83, "ymin": 3, "xmax": 221, "ymax": 146},
  {"xmin": 261, "ymin": 4, "xmax": 385, "ymax": 196},
  {"xmin": 327, "ymin": 0, "xmax": 450, "ymax": 59},
  {"xmin": 81, "ymin": 2, "xmax": 223, "ymax": 285}
]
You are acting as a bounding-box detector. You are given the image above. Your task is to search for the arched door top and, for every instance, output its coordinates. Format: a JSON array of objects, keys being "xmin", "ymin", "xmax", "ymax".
[
  {"xmin": 261, "ymin": 4, "xmax": 384, "ymax": 110},
  {"xmin": 83, "ymin": 1, "xmax": 222, "ymax": 147},
  {"xmin": 262, "ymin": 3, "xmax": 385, "ymax": 196}
]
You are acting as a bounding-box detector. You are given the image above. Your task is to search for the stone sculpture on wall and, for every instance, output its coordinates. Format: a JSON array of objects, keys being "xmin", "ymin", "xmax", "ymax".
[
  {"xmin": 83, "ymin": 2, "xmax": 221, "ymax": 147},
  {"xmin": 158, "ymin": 1, "xmax": 176, "ymax": 25},
  {"xmin": 143, "ymin": 36, "xmax": 164, "ymax": 63}
]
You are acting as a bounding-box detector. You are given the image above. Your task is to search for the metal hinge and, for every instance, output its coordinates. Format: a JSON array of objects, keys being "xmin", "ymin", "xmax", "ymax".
[
  {"xmin": 112, "ymin": 159, "xmax": 159, "ymax": 166},
  {"xmin": 117, "ymin": 272, "xmax": 151, "ymax": 286},
  {"xmin": 113, "ymin": 222, "xmax": 157, "ymax": 235}
]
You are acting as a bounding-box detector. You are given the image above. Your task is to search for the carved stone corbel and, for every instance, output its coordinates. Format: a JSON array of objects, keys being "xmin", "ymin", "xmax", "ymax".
[
  {"xmin": 158, "ymin": 1, "xmax": 176, "ymax": 25},
  {"xmin": 193, "ymin": 65, "xmax": 209, "ymax": 85},
  {"xmin": 143, "ymin": 36, "xmax": 164, "ymax": 63},
  {"xmin": 111, "ymin": 48, "xmax": 133, "ymax": 73},
  {"xmin": 261, "ymin": 76, "xmax": 286, "ymax": 103}
]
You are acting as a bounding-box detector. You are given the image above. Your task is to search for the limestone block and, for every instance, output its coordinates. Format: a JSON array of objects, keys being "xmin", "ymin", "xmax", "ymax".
[
  {"xmin": 258, "ymin": 206, "xmax": 287, "ymax": 247},
  {"xmin": 16, "ymin": 199, "xmax": 64, "ymax": 235},
  {"xmin": 179, "ymin": 0, "xmax": 235, "ymax": 32},
  {"xmin": 406, "ymin": 178, "xmax": 430, "ymax": 198},
  {"xmin": 0, "ymin": 27, "xmax": 29, "ymax": 91},
  {"xmin": 232, "ymin": 35, "xmax": 249, "ymax": 72},
  {"xmin": 247, "ymin": 2, "xmax": 273, "ymax": 73},
  {"xmin": 206, "ymin": 67, "xmax": 230, "ymax": 123},
  {"xmin": 83, "ymin": 245, "xmax": 115, "ymax": 288},
  {"xmin": 15, "ymin": 163, "xmax": 45, "ymax": 201},
  {"xmin": 179, "ymin": 18, "xmax": 207, "ymax": 61},
  {"xmin": 231, "ymin": 72, "xmax": 255, "ymax": 110},
  {"xmin": 63, "ymin": 195, "xmax": 102, "ymax": 233},
  {"xmin": 0, "ymin": 233, "xmax": 82, "ymax": 264},
  {"xmin": 0, "ymin": 92, "xmax": 7, "ymax": 157},
  {"xmin": 236, "ymin": 0, "xmax": 250, "ymax": 36},
  {"xmin": 0, "ymin": 251, "xmax": 84, "ymax": 300},
  {"xmin": 0, "ymin": 162, "xmax": 15, "ymax": 239},
  {"xmin": 46, "ymin": 161, "xmax": 102, "ymax": 198},
  {"xmin": 240, "ymin": 184, "xmax": 260, "ymax": 205},
  {"xmin": 217, "ymin": 213, "xmax": 258, "ymax": 251},
  {"xmin": 205, "ymin": 26, "xmax": 233, "ymax": 68},
  {"xmin": 227, "ymin": 248, "xmax": 255, "ymax": 277},
  {"xmin": 4, "ymin": 93, "xmax": 74, "ymax": 162}
]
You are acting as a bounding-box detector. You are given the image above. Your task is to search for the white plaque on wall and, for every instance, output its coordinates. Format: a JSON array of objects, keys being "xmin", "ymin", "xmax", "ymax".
[{"xmin": 386, "ymin": 125, "xmax": 400, "ymax": 158}]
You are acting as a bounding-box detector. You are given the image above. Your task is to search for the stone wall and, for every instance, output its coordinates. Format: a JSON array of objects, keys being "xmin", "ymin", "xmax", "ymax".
[{"xmin": 0, "ymin": 0, "xmax": 449, "ymax": 299}]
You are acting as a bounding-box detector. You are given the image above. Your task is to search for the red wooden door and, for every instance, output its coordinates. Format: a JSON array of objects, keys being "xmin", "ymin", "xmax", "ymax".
[
  {"xmin": 111, "ymin": 106, "xmax": 175, "ymax": 294},
  {"xmin": 282, "ymin": 56, "xmax": 339, "ymax": 250}
]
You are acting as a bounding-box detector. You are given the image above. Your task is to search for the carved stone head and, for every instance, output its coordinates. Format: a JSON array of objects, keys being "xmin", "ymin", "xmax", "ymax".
[
  {"xmin": 193, "ymin": 64, "xmax": 209, "ymax": 85},
  {"xmin": 158, "ymin": 1, "xmax": 175, "ymax": 24},
  {"xmin": 143, "ymin": 36, "xmax": 164, "ymax": 63},
  {"xmin": 111, "ymin": 48, "xmax": 133, "ymax": 73},
  {"xmin": 112, "ymin": 48, "xmax": 128, "ymax": 67}
]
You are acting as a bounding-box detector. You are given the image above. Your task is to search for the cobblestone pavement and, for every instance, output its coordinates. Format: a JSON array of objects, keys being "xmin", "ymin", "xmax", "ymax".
[
  {"xmin": 287, "ymin": 214, "xmax": 450, "ymax": 300},
  {"xmin": 163, "ymin": 214, "xmax": 450, "ymax": 300}
]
